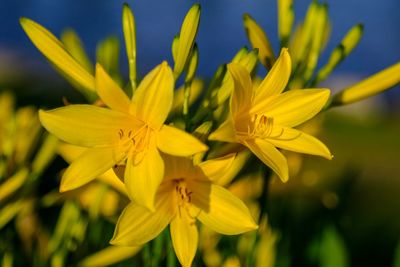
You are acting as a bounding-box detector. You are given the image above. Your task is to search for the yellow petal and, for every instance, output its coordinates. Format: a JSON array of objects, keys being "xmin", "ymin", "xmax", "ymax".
[
  {"xmin": 78, "ymin": 245, "xmax": 141, "ymax": 267},
  {"xmin": 253, "ymin": 89, "xmax": 330, "ymax": 128},
  {"xmin": 170, "ymin": 212, "xmax": 198, "ymax": 267},
  {"xmin": 210, "ymin": 150, "xmax": 251, "ymax": 186},
  {"xmin": 61, "ymin": 29, "xmax": 94, "ymax": 72},
  {"xmin": 20, "ymin": 18, "xmax": 95, "ymax": 92},
  {"xmin": 197, "ymin": 154, "xmax": 236, "ymax": 182},
  {"xmin": 267, "ymin": 127, "xmax": 332, "ymax": 159},
  {"xmin": 124, "ymin": 147, "xmax": 164, "ymax": 211},
  {"xmin": 331, "ymin": 62, "xmax": 400, "ymax": 106},
  {"xmin": 245, "ymin": 138, "xmax": 288, "ymax": 182},
  {"xmin": 163, "ymin": 154, "xmax": 194, "ymax": 180},
  {"xmin": 253, "ymin": 48, "xmax": 291, "ymax": 105},
  {"xmin": 192, "ymin": 181, "xmax": 258, "ymax": 235},
  {"xmin": 208, "ymin": 117, "xmax": 237, "ymax": 143},
  {"xmin": 227, "ymin": 63, "xmax": 253, "ymax": 116},
  {"xmin": 58, "ymin": 143, "xmax": 126, "ymax": 194},
  {"xmin": 174, "ymin": 4, "xmax": 201, "ymax": 79},
  {"xmin": 39, "ymin": 105, "xmax": 135, "ymax": 147},
  {"xmin": 131, "ymin": 62, "xmax": 174, "ymax": 129},
  {"xmin": 157, "ymin": 125, "xmax": 208, "ymax": 157},
  {"xmin": 95, "ymin": 64, "xmax": 130, "ymax": 113},
  {"xmin": 111, "ymin": 188, "xmax": 173, "ymax": 246},
  {"xmin": 243, "ymin": 14, "xmax": 275, "ymax": 69},
  {"xmin": 60, "ymin": 146, "xmax": 125, "ymax": 192}
]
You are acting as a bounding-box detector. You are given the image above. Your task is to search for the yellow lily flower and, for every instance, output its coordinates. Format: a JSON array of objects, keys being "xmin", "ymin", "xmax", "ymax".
[
  {"xmin": 111, "ymin": 155, "xmax": 258, "ymax": 267},
  {"xmin": 39, "ymin": 61, "xmax": 208, "ymax": 210},
  {"xmin": 209, "ymin": 49, "xmax": 332, "ymax": 182}
]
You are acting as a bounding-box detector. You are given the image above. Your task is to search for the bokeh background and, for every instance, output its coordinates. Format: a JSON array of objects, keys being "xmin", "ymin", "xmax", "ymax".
[{"xmin": 0, "ymin": 0, "xmax": 399, "ymax": 266}]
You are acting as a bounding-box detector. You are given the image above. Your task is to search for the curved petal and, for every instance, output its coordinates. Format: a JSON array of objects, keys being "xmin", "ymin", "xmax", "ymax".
[
  {"xmin": 163, "ymin": 154, "xmax": 194, "ymax": 181},
  {"xmin": 157, "ymin": 125, "xmax": 208, "ymax": 157},
  {"xmin": 252, "ymin": 89, "xmax": 330, "ymax": 128},
  {"xmin": 267, "ymin": 127, "xmax": 332, "ymax": 159},
  {"xmin": 20, "ymin": 18, "xmax": 95, "ymax": 92},
  {"xmin": 191, "ymin": 181, "xmax": 258, "ymax": 235},
  {"xmin": 227, "ymin": 63, "xmax": 253, "ymax": 116},
  {"xmin": 170, "ymin": 212, "xmax": 198, "ymax": 267},
  {"xmin": 253, "ymin": 48, "xmax": 291, "ymax": 102},
  {"xmin": 245, "ymin": 138, "xmax": 288, "ymax": 182},
  {"xmin": 208, "ymin": 117, "xmax": 236, "ymax": 143},
  {"xmin": 131, "ymin": 62, "xmax": 174, "ymax": 129},
  {"xmin": 60, "ymin": 146, "xmax": 125, "ymax": 191},
  {"xmin": 197, "ymin": 154, "xmax": 236, "ymax": 182},
  {"xmin": 110, "ymin": 188, "xmax": 173, "ymax": 246},
  {"xmin": 39, "ymin": 105, "xmax": 135, "ymax": 147},
  {"xmin": 95, "ymin": 64, "xmax": 130, "ymax": 113},
  {"xmin": 124, "ymin": 147, "xmax": 164, "ymax": 211}
]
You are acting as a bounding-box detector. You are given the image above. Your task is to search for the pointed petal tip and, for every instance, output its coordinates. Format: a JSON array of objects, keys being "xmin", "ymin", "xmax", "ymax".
[{"xmin": 19, "ymin": 17, "xmax": 28, "ymax": 25}]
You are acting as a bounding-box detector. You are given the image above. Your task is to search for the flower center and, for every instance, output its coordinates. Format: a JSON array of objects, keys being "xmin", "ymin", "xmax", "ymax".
[
  {"xmin": 117, "ymin": 122, "xmax": 153, "ymax": 164},
  {"xmin": 174, "ymin": 179, "xmax": 196, "ymax": 224},
  {"xmin": 237, "ymin": 114, "xmax": 275, "ymax": 140}
]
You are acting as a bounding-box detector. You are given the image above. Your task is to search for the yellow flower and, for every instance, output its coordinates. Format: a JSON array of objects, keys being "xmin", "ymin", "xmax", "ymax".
[
  {"xmin": 110, "ymin": 155, "xmax": 258, "ymax": 267},
  {"xmin": 209, "ymin": 49, "xmax": 332, "ymax": 182},
  {"xmin": 39, "ymin": 62, "xmax": 208, "ymax": 210}
]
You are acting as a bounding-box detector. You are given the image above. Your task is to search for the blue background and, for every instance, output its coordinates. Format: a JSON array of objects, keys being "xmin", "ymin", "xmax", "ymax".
[{"xmin": 0, "ymin": 0, "xmax": 399, "ymax": 104}]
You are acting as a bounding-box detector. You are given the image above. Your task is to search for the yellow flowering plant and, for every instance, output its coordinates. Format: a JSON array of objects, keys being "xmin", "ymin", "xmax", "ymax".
[{"xmin": 4, "ymin": 0, "xmax": 397, "ymax": 266}]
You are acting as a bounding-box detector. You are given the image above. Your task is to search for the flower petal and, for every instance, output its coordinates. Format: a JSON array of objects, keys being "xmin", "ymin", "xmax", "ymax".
[
  {"xmin": 131, "ymin": 62, "xmax": 174, "ymax": 129},
  {"xmin": 60, "ymin": 146, "xmax": 125, "ymax": 191},
  {"xmin": 20, "ymin": 18, "xmax": 95, "ymax": 93},
  {"xmin": 192, "ymin": 181, "xmax": 258, "ymax": 235},
  {"xmin": 157, "ymin": 125, "xmax": 208, "ymax": 157},
  {"xmin": 267, "ymin": 127, "xmax": 332, "ymax": 159},
  {"xmin": 163, "ymin": 154, "xmax": 195, "ymax": 180},
  {"xmin": 252, "ymin": 89, "xmax": 330, "ymax": 127},
  {"xmin": 208, "ymin": 117, "xmax": 236, "ymax": 143},
  {"xmin": 57, "ymin": 143, "xmax": 128, "ymax": 195},
  {"xmin": 253, "ymin": 48, "xmax": 291, "ymax": 103},
  {"xmin": 227, "ymin": 63, "xmax": 253, "ymax": 116},
  {"xmin": 197, "ymin": 154, "xmax": 236, "ymax": 182},
  {"xmin": 95, "ymin": 64, "xmax": 130, "ymax": 113},
  {"xmin": 124, "ymin": 147, "xmax": 164, "ymax": 211},
  {"xmin": 170, "ymin": 212, "xmax": 198, "ymax": 267},
  {"xmin": 39, "ymin": 105, "xmax": 136, "ymax": 147},
  {"xmin": 110, "ymin": 188, "xmax": 173, "ymax": 246},
  {"xmin": 245, "ymin": 138, "xmax": 288, "ymax": 182}
]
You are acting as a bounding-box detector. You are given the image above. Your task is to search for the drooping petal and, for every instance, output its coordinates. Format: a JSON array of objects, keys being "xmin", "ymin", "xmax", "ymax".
[
  {"xmin": 267, "ymin": 127, "xmax": 332, "ymax": 159},
  {"xmin": 124, "ymin": 146, "xmax": 164, "ymax": 211},
  {"xmin": 227, "ymin": 63, "xmax": 253, "ymax": 116},
  {"xmin": 95, "ymin": 64, "xmax": 130, "ymax": 113},
  {"xmin": 170, "ymin": 212, "xmax": 198, "ymax": 267},
  {"xmin": 20, "ymin": 18, "xmax": 95, "ymax": 93},
  {"xmin": 60, "ymin": 146, "xmax": 125, "ymax": 192},
  {"xmin": 197, "ymin": 154, "xmax": 236, "ymax": 182},
  {"xmin": 130, "ymin": 62, "xmax": 174, "ymax": 129},
  {"xmin": 110, "ymin": 188, "xmax": 173, "ymax": 246},
  {"xmin": 57, "ymin": 143, "xmax": 128, "ymax": 195},
  {"xmin": 163, "ymin": 154, "xmax": 196, "ymax": 181},
  {"xmin": 253, "ymin": 48, "xmax": 291, "ymax": 103},
  {"xmin": 252, "ymin": 89, "xmax": 330, "ymax": 128},
  {"xmin": 208, "ymin": 117, "xmax": 237, "ymax": 143},
  {"xmin": 157, "ymin": 125, "xmax": 208, "ymax": 157},
  {"xmin": 245, "ymin": 138, "xmax": 289, "ymax": 182},
  {"xmin": 191, "ymin": 181, "xmax": 258, "ymax": 235},
  {"xmin": 39, "ymin": 105, "xmax": 136, "ymax": 147}
]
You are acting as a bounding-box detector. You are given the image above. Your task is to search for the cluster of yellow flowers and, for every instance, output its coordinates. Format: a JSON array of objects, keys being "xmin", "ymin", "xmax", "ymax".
[{"xmin": 17, "ymin": 1, "xmax": 399, "ymax": 266}]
